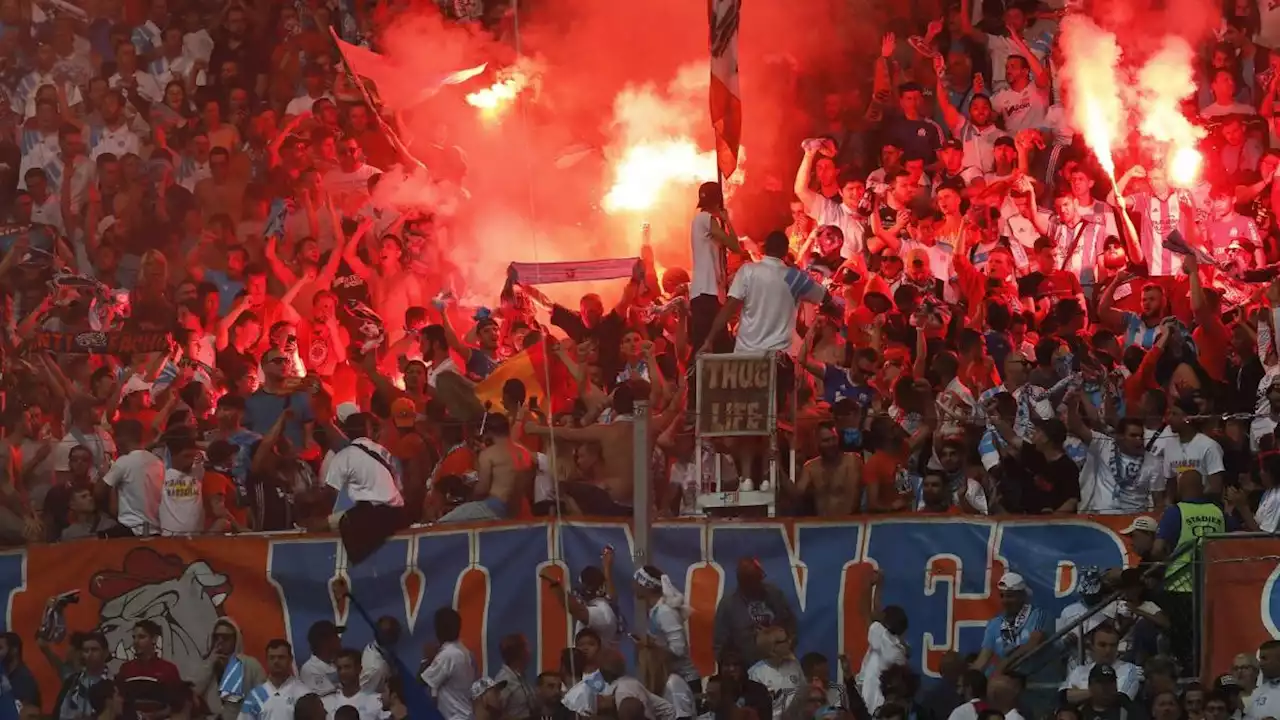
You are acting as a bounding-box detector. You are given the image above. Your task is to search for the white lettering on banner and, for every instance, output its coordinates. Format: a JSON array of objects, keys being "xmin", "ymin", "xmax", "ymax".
[{"xmin": 0, "ymin": 517, "xmax": 1143, "ymax": 703}]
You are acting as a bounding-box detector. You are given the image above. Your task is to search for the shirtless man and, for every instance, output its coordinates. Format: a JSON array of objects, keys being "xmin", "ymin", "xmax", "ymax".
[
  {"xmin": 344, "ymin": 218, "xmax": 427, "ymax": 346},
  {"xmin": 524, "ymin": 383, "xmax": 681, "ymax": 509},
  {"xmin": 794, "ymin": 422, "xmax": 862, "ymax": 516},
  {"xmin": 438, "ymin": 414, "xmax": 533, "ymax": 522}
]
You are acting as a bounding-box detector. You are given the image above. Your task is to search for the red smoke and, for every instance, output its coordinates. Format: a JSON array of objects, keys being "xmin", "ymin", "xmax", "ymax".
[{"xmin": 360, "ymin": 0, "xmax": 863, "ymax": 305}]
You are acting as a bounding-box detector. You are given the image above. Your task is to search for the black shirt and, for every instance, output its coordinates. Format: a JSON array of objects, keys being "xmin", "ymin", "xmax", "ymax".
[
  {"xmin": 549, "ymin": 305, "xmax": 626, "ymax": 385},
  {"xmin": 1014, "ymin": 444, "xmax": 1081, "ymax": 513}
]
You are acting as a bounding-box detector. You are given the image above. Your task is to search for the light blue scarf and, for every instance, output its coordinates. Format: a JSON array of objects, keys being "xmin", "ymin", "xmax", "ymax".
[{"xmin": 219, "ymin": 655, "xmax": 245, "ymax": 703}]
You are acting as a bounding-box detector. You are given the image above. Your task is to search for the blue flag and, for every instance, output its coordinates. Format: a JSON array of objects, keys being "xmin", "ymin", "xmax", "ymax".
[{"xmin": 347, "ymin": 592, "xmax": 445, "ymax": 720}]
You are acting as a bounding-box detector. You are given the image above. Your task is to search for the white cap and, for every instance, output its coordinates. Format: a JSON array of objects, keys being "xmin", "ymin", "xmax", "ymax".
[
  {"xmin": 470, "ymin": 677, "xmax": 506, "ymax": 700},
  {"xmin": 335, "ymin": 402, "xmax": 361, "ymax": 423},
  {"xmin": 998, "ymin": 572, "xmax": 1027, "ymax": 592},
  {"xmin": 1121, "ymin": 516, "xmax": 1158, "ymax": 535}
]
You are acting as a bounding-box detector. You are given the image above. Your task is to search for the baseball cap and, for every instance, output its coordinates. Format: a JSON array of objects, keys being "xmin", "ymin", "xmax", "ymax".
[
  {"xmin": 1089, "ymin": 664, "xmax": 1117, "ymax": 683},
  {"xmin": 905, "ymin": 247, "xmax": 930, "ymax": 268},
  {"xmin": 998, "ymin": 571, "xmax": 1027, "ymax": 592},
  {"xmin": 335, "ymin": 402, "xmax": 361, "ymax": 424},
  {"xmin": 941, "ymin": 139, "xmax": 963, "ymax": 152},
  {"xmin": 475, "ymin": 316, "xmax": 498, "ymax": 331},
  {"xmin": 471, "ymin": 677, "xmax": 507, "ymax": 700},
  {"xmin": 993, "ymin": 135, "xmax": 1016, "ymax": 149},
  {"xmin": 1121, "ymin": 516, "xmax": 1158, "ymax": 535},
  {"xmin": 391, "ymin": 397, "xmax": 418, "ymax": 429},
  {"xmin": 1215, "ymin": 673, "xmax": 1241, "ymax": 691}
]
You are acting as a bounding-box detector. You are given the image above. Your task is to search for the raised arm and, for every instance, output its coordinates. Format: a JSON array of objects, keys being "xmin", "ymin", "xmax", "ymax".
[
  {"xmin": 342, "ymin": 217, "xmax": 376, "ymax": 281},
  {"xmin": 263, "ymin": 235, "xmax": 299, "ymax": 287}
]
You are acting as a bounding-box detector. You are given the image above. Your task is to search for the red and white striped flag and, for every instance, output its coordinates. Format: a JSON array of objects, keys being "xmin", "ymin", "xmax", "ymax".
[{"xmin": 708, "ymin": 0, "xmax": 742, "ymax": 180}]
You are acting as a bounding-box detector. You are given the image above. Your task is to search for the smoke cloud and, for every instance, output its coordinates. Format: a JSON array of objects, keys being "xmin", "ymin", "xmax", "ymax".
[{"xmin": 352, "ymin": 0, "xmax": 867, "ymax": 304}]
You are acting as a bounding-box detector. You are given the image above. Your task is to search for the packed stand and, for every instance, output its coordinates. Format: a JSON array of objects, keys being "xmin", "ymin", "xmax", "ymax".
[{"xmin": 23, "ymin": 547, "xmax": 1263, "ymax": 720}]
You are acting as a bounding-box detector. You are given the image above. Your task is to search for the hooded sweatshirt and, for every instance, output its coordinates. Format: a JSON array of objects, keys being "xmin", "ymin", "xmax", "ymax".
[{"xmin": 196, "ymin": 617, "xmax": 267, "ymax": 720}]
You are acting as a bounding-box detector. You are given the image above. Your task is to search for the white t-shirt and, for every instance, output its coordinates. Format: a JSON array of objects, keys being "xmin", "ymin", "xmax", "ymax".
[
  {"xmin": 323, "ymin": 438, "xmax": 405, "ymax": 506},
  {"xmin": 1078, "ymin": 436, "xmax": 1156, "ymax": 514},
  {"xmin": 1257, "ymin": 487, "xmax": 1280, "ymax": 533},
  {"xmin": 663, "ymin": 674, "xmax": 696, "ymax": 720},
  {"xmin": 159, "ymin": 468, "xmax": 204, "ymax": 535},
  {"xmin": 991, "ymin": 83, "xmax": 1050, "ymax": 133},
  {"xmin": 420, "ymin": 641, "xmax": 475, "ymax": 720},
  {"xmin": 858, "ymin": 620, "xmax": 907, "ymax": 713},
  {"xmin": 728, "ymin": 256, "xmax": 824, "ymax": 353},
  {"xmin": 286, "ymin": 92, "xmax": 335, "ymax": 117},
  {"xmin": 1246, "ymin": 678, "xmax": 1280, "ymax": 720},
  {"xmin": 54, "ymin": 428, "xmax": 116, "ymax": 481},
  {"xmin": 603, "ymin": 676, "xmax": 677, "ymax": 720},
  {"xmin": 690, "ymin": 211, "xmax": 726, "ymax": 301},
  {"xmin": 1161, "ymin": 433, "xmax": 1225, "ymax": 488},
  {"xmin": 748, "ymin": 659, "xmax": 804, "ymax": 720},
  {"xmin": 359, "ymin": 642, "xmax": 389, "ymax": 694},
  {"xmin": 323, "ymin": 164, "xmax": 380, "ymax": 214},
  {"xmin": 1056, "ymin": 600, "xmax": 1104, "ymax": 673},
  {"xmin": 802, "ymin": 195, "xmax": 867, "ymax": 258},
  {"xmin": 102, "ymin": 449, "xmax": 165, "ymax": 534},
  {"xmin": 574, "ymin": 596, "xmax": 619, "ymax": 648},
  {"xmin": 300, "ymin": 655, "xmax": 338, "ymax": 697},
  {"xmin": 323, "ymin": 689, "xmax": 384, "ymax": 720}
]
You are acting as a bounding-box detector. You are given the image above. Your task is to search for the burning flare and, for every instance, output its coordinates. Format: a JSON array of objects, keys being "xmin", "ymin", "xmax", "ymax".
[
  {"xmin": 1059, "ymin": 16, "xmax": 1125, "ymax": 179},
  {"xmin": 603, "ymin": 140, "xmax": 719, "ymax": 213},
  {"xmin": 1168, "ymin": 146, "xmax": 1203, "ymax": 187},
  {"xmin": 466, "ymin": 64, "xmax": 534, "ymax": 120}
]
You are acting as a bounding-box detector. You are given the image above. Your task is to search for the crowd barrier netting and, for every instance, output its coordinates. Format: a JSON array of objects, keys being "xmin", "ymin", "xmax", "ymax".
[{"xmin": 0, "ymin": 516, "xmax": 1178, "ymax": 701}]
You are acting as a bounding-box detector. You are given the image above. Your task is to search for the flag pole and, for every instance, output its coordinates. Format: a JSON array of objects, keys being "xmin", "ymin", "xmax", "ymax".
[{"xmin": 329, "ymin": 27, "xmax": 426, "ymax": 172}]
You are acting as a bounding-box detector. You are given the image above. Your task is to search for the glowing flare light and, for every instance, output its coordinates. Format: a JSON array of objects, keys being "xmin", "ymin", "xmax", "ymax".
[
  {"xmin": 602, "ymin": 140, "xmax": 719, "ymax": 213},
  {"xmin": 1169, "ymin": 147, "xmax": 1203, "ymax": 187},
  {"xmin": 1059, "ymin": 16, "xmax": 1125, "ymax": 183},
  {"xmin": 466, "ymin": 68, "xmax": 530, "ymax": 120}
]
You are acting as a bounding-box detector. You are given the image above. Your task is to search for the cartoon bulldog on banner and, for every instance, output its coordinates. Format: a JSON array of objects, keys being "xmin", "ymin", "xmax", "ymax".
[{"xmin": 87, "ymin": 548, "xmax": 233, "ymax": 680}]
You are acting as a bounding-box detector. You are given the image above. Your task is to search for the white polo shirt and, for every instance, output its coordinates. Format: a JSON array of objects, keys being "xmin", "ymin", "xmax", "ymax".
[
  {"xmin": 238, "ymin": 676, "xmax": 311, "ymax": 720},
  {"xmin": 1060, "ymin": 660, "xmax": 1144, "ymax": 700},
  {"xmin": 728, "ymin": 256, "xmax": 825, "ymax": 353},
  {"xmin": 322, "ymin": 438, "xmax": 405, "ymax": 506},
  {"xmin": 322, "ymin": 689, "xmax": 384, "ymax": 720},
  {"xmin": 420, "ymin": 641, "xmax": 476, "ymax": 720}
]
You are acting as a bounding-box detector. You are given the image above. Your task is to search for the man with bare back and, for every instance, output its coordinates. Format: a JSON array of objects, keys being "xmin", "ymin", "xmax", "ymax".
[
  {"xmin": 438, "ymin": 414, "xmax": 534, "ymax": 522},
  {"xmin": 794, "ymin": 422, "xmax": 862, "ymax": 516},
  {"xmin": 524, "ymin": 384, "xmax": 647, "ymax": 513}
]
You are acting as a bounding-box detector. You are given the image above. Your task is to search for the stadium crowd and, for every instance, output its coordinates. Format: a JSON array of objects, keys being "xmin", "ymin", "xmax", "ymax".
[{"xmin": 1, "ymin": 0, "xmax": 1280, "ymax": 714}]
